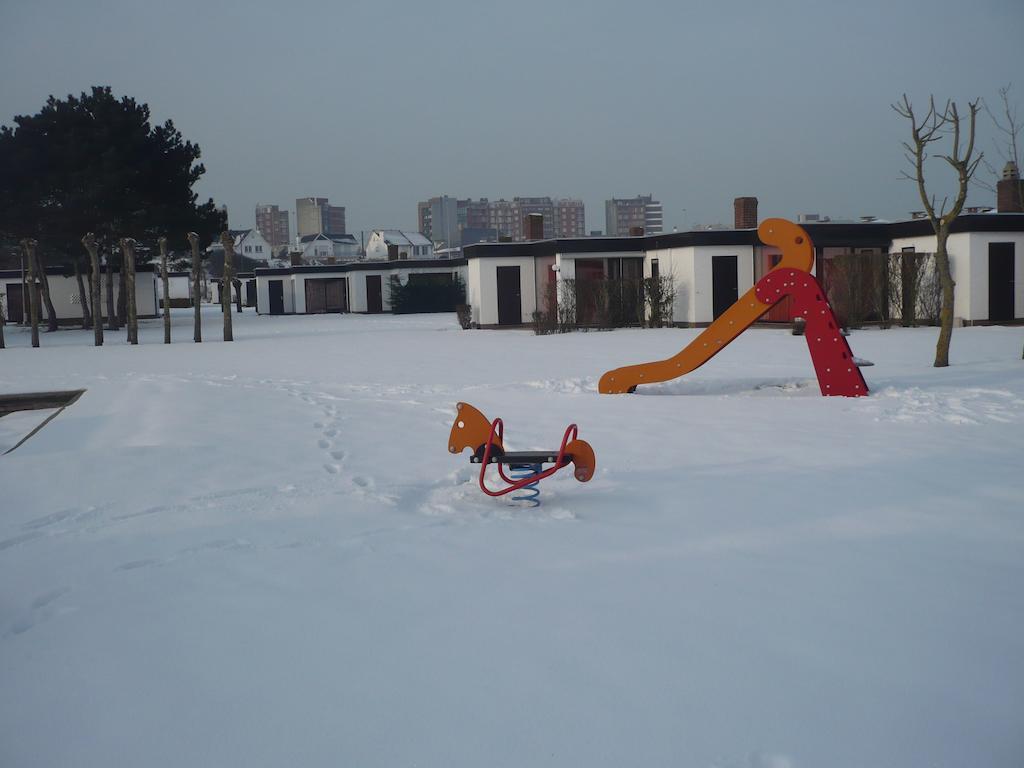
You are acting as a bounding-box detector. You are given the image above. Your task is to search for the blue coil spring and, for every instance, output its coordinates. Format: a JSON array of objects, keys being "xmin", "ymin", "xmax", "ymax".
[{"xmin": 508, "ymin": 463, "xmax": 542, "ymax": 507}]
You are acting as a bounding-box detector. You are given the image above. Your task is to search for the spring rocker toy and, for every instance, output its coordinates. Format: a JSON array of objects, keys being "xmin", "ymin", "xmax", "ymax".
[
  {"xmin": 448, "ymin": 402, "xmax": 596, "ymax": 506},
  {"xmin": 599, "ymin": 218, "xmax": 869, "ymax": 397}
]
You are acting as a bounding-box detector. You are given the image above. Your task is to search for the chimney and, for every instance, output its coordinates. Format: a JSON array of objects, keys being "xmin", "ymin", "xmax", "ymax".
[
  {"xmin": 628, "ymin": 226, "xmax": 645, "ymax": 236},
  {"xmin": 734, "ymin": 197, "xmax": 758, "ymax": 229},
  {"xmin": 525, "ymin": 213, "xmax": 544, "ymax": 240},
  {"xmin": 996, "ymin": 161, "xmax": 1023, "ymax": 213}
]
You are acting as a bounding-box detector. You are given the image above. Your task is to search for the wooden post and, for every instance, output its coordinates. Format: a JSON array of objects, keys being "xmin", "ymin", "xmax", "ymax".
[
  {"xmin": 120, "ymin": 238, "xmax": 139, "ymax": 344},
  {"xmin": 219, "ymin": 231, "xmax": 234, "ymax": 342},
  {"xmin": 22, "ymin": 239, "xmax": 40, "ymax": 348},
  {"xmin": 82, "ymin": 233, "xmax": 104, "ymax": 346},
  {"xmin": 187, "ymin": 232, "xmax": 202, "ymax": 343},
  {"xmin": 160, "ymin": 236, "xmax": 171, "ymax": 344}
]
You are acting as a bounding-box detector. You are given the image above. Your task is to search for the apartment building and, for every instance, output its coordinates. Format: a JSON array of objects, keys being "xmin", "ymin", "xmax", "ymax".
[
  {"xmin": 255, "ymin": 204, "xmax": 291, "ymax": 252},
  {"xmin": 418, "ymin": 195, "xmax": 586, "ymax": 245},
  {"xmin": 605, "ymin": 195, "xmax": 663, "ymax": 236},
  {"xmin": 296, "ymin": 197, "xmax": 346, "ymax": 237}
]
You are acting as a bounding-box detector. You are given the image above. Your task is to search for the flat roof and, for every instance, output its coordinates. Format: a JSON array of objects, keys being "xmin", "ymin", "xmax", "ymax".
[
  {"xmin": 255, "ymin": 258, "xmax": 467, "ymax": 276},
  {"xmin": 462, "ymin": 214, "xmax": 1024, "ymax": 259}
]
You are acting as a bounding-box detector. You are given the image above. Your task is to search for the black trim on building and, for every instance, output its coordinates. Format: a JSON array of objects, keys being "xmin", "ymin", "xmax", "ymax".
[
  {"xmin": 255, "ymin": 258, "xmax": 467, "ymax": 277},
  {"xmin": 462, "ymin": 214, "xmax": 1024, "ymax": 260}
]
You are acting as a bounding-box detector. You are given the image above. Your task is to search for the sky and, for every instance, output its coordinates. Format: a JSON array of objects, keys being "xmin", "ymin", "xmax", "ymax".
[{"xmin": 1, "ymin": 0, "xmax": 1021, "ymax": 238}]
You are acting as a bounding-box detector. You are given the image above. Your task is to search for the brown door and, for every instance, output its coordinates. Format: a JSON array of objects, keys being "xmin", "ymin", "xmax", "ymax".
[
  {"xmin": 305, "ymin": 280, "xmax": 326, "ymax": 313},
  {"xmin": 6, "ymin": 284, "xmax": 25, "ymax": 323},
  {"xmin": 366, "ymin": 275, "xmax": 383, "ymax": 313},
  {"xmin": 324, "ymin": 278, "xmax": 346, "ymax": 312},
  {"xmin": 496, "ymin": 266, "xmax": 521, "ymax": 325}
]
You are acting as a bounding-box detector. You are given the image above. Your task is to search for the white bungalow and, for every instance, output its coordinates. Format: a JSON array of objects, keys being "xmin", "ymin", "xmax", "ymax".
[
  {"xmin": 254, "ymin": 258, "xmax": 467, "ymax": 315},
  {"xmin": 1, "ymin": 265, "xmax": 158, "ymax": 325},
  {"xmin": 462, "ymin": 214, "xmax": 1024, "ymax": 328}
]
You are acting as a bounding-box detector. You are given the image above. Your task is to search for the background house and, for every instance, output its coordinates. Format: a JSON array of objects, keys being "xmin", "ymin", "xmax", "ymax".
[{"xmin": 365, "ymin": 230, "xmax": 434, "ymax": 261}]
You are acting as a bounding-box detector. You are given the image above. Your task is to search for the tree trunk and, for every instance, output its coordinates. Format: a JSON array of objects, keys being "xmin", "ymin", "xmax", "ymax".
[
  {"xmin": 120, "ymin": 238, "xmax": 139, "ymax": 344},
  {"xmin": 933, "ymin": 225, "xmax": 955, "ymax": 367},
  {"xmin": 117, "ymin": 256, "xmax": 127, "ymax": 326},
  {"xmin": 74, "ymin": 259, "xmax": 91, "ymax": 329},
  {"xmin": 23, "ymin": 240, "xmax": 40, "ymax": 347},
  {"xmin": 188, "ymin": 232, "xmax": 202, "ymax": 343},
  {"xmin": 83, "ymin": 233, "xmax": 104, "ymax": 346},
  {"xmin": 106, "ymin": 253, "xmax": 118, "ymax": 331},
  {"xmin": 160, "ymin": 237, "xmax": 171, "ymax": 344},
  {"xmin": 235, "ymin": 279, "xmax": 243, "ymax": 313},
  {"xmin": 220, "ymin": 231, "xmax": 234, "ymax": 342},
  {"xmin": 33, "ymin": 249, "xmax": 59, "ymax": 332}
]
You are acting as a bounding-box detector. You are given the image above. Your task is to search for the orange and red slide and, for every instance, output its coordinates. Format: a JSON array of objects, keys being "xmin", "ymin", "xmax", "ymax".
[{"xmin": 598, "ymin": 218, "xmax": 868, "ymax": 397}]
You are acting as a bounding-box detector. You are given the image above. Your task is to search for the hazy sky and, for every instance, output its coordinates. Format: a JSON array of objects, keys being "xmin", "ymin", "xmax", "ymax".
[{"xmin": 2, "ymin": 0, "xmax": 1021, "ymax": 238}]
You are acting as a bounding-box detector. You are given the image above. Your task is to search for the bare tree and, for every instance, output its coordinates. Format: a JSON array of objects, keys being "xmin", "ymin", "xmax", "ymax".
[
  {"xmin": 73, "ymin": 258, "xmax": 91, "ymax": 330},
  {"xmin": 22, "ymin": 239, "xmax": 40, "ymax": 347},
  {"xmin": 187, "ymin": 232, "xmax": 202, "ymax": 342},
  {"xmin": 105, "ymin": 249, "xmax": 118, "ymax": 331},
  {"xmin": 0, "ymin": 293, "xmax": 5, "ymax": 349},
  {"xmin": 82, "ymin": 233, "xmax": 104, "ymax": 346},
  {"xmin": 984, "ymin": 84, "xmax": 1023, "ymax": 209},
  {"xmin": 29, "ymin": 246, "xmax": 58, "ymax": 332},
  {"xmin": 219, "ymin": 231, "xmax": 234, "ymax": 342},
  {"xmin": 984, "ymin": 85, "xmax": 1024, "ymax": 359},
  {"xmin": 119, "ymin": 238, "xmax": 139, "ymax": 344},
  {"xmin": 893, "ymin": 94, "xmax": 982, "ymax": 367},
  {"xmin": 160, "ymin": 236, "xmax": 171, "ymax": 344}
]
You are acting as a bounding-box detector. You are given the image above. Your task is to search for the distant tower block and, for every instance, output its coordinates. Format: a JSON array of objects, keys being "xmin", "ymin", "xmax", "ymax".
[
  {"xmin": 525, "ymin": 213, "xmax": 544, "ymax": 240},
  {"xmin": 734, "ymin": 196, "xmax": 758, "ymax": 229}
]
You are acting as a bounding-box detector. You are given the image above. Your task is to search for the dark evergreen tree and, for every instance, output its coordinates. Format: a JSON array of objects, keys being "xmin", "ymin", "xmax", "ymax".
[{"xmin": 0, "ymin": 86, "xmax": 224, "ymax": 329}]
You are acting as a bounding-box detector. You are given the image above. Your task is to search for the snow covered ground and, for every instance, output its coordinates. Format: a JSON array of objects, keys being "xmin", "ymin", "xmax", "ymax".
[{"xmin": 1, "ymin": 307, "xmax": 1022, "ymax": 768}]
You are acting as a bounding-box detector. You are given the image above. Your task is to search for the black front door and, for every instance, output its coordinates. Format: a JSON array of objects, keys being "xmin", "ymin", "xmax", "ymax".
[
  {"xmin": 712, "ymin": 255, "xmax": 738, "ymax": 319},
  {"xmin": 6, "ymin": 284, "xmax": 25, "ymax": 323},
  {"xmin": 989, "ymin": 242, "xmax": 1015, "ymax": 321},
  {"xmin": 268, "ymin": 280, "xmax": 284, "ymax": 314},
  {"xmin": 366, "ymin": 275, "xmax": 383, "ymax": 313},
  {"xmin": 496, "ymin": 266, "xmax": 522, "ymax": 325}
]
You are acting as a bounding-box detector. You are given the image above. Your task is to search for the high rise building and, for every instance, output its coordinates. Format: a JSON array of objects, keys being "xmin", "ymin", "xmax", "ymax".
[
  {"xmin": 418, "ymin": 196, "xmax": 460, "ymax": 246},
  {"xmin": 553, "ymin": 198, "xmax": 586, "ymax": 238},
  {"xmin": 419, "ymin": 196, "xmax": 586, "ymax": 243},
  {"xmin": 296, "ymin": 197, "xmax": 346, "ymax": 237},
  {"xmin": 255, "ymin": 204, "xmax": 290, "ymax": 251},
  {"xmin": 605, "ymin": 195, "xmax": 663, "ymax": 236}
]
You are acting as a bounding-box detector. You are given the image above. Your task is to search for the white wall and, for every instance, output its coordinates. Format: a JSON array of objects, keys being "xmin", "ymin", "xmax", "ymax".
[
  {"xmin": 644, "ymin": 245, "xmax": 752, "ymax": 324},
  {"xmin": 647, "ymin": 247, "xmax": 695, "ymax": 323},
  {"xmin": 1, "ymin": 271, "xmax": 156, "ymax": 321},
  {"xmin": 469, "ymin": 257, "xmax": 537, "ymax": 325},
  {"xmin": 255, "ymin": 274, "xmax": 295, "ymax": 315},
  {"xmin": 966, "ymin": 231, "xmax": 1024, "ymax": 320},
  {"xmin": 890, "ymin": 231, "xmax": 1024, "ymax": 321}
]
